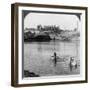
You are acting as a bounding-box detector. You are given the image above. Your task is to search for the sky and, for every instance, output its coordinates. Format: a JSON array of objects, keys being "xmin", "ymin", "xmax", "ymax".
[{"xmin": 24, "ymin": 12, "xmax": 80, "ymax": 31}]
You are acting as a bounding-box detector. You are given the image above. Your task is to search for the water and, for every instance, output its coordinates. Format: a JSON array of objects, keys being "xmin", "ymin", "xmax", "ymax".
[{"xmin": 24, "ymin": 40, "xmax": 80, "ymax": 77}]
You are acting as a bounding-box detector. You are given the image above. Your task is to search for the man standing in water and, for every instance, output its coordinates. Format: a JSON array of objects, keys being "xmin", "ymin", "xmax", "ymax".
[
  {"xmin": 51, "ymin": 52, "xmax": 59, "ymax": 67},
  {"xmin": 53, "ymin": 52, "xmax": 57, "ymax": 67},
  {"xmin": 69, "ymin": 57, "xmax": 77, "ymax": 71}
]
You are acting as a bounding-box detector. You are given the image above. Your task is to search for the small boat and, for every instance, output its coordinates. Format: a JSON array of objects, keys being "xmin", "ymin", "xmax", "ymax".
[{"xmin": 50, "ymin": 53, "xmax": 65, "ymax": 62}]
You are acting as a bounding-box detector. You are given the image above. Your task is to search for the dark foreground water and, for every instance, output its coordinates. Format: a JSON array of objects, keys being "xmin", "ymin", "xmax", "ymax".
[{"xmin": 24, "ymin": 40, "xmax": 80, "ymax": 77}]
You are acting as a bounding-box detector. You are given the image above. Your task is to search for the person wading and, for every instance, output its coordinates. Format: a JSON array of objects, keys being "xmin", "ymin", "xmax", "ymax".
[
  {"xmin": 69, "ymin": 57, "xmax": 77, "ymax": 71},
  {"xmin": 53, "ymin": 52, "xmax": 57, "ymax": 66}
]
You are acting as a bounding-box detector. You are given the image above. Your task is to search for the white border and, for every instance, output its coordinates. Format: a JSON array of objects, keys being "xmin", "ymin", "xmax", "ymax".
[{"xmin": 18, "ymin": 6, "xmax": 86, "ymax": 84}]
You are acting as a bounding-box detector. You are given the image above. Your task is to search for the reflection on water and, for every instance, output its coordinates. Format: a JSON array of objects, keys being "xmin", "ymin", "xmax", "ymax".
[{"xmin": 24, "ymin": 40, "xmax": 80, "ymax": 77}]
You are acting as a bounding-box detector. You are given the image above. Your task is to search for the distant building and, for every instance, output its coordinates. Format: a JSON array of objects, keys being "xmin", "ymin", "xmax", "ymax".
[{"xmin": 25, "ymin": 28, "xmax": 40, "ymax": 34}]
